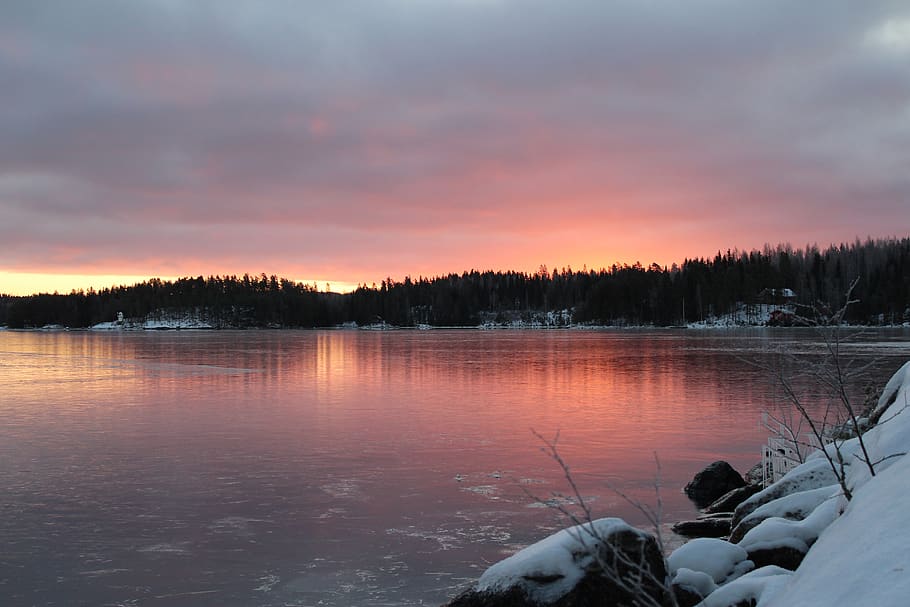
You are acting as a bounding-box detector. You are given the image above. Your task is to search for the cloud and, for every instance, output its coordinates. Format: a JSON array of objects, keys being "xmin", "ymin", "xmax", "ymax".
[{"xmin": 1, "ymin": 0, "xmax": 908, "ymax": 286}]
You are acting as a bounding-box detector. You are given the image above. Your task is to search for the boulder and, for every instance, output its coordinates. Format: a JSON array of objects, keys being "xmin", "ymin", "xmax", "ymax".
[
  {"xmin": 736, "ymin": 497, "xmax": 841, "ymax": 573},
  {"xmin": 746, "ymin": 545, "xmax": 806, "ymax": 571},
  {"xmin": 668, "ymin": 538, "xmax": 753, "ymax": 585},
  {"xmin": 703, "ymin": 484, "xmax": 763, "ymax": 515},
  {"xmin": 672, "ymin": 578, "xmax": 710, "ymax": 607},
  {"xmin": 445, "ymin": 518, "xmax": 667, "ymax": 607},
  {"xmin": 672, "ymin": 517, "xmax": 732, "ymax": 539},
  {"xmin": 684, "ymin": 461, "xmax": 746, "ymax": 508},
  {"xmin": 731, "ymin": 459, "xmax": 838, "ymax": 528},
  {"xmin": 729, "ymin": 486, "xmax": 838, "ymax": 543},
  {"xmin": 694, "ymin": 566, "xmax": 792, "ymax": 607}
]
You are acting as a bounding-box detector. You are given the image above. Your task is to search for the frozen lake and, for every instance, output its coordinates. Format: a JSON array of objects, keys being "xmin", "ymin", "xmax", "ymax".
[{"xmin": 1, "ymin": 328, "xmax": 908, "ymax": 606}]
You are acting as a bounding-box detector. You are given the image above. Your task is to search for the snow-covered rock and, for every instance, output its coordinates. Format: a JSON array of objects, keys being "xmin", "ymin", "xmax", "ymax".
[
  {"xmin": 698, "ymin": 565, "xmax": 792, "ymax": 607},
  {"xmin": 668, "ymin": 538, "xmax": 752, "ymax": 585},
  {"xmin": 738, "ymin": 495, "xmax": 843, "ymax": 570},
  {"xmin": 729, "ymin": 484, "xmax": 840, "ymax": 543},
  {"xmin": 447, "ymin": 518, "xmax": 666, "ymax": 607},
  {"xmin": 672, "ymin": 568, "xmax": 717, "ymax": 606},
  {"xmin": 731, "ymin": 458, "xmax": 839, "ymax": 528},
  {"xmin": 447, "ymin": 361, "xmax": 910, "ymax": 607}
]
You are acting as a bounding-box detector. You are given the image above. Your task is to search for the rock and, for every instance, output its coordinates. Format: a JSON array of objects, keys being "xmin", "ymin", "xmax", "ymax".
[
  {"xmin": 695, "ymin": 566, "xmax": 793, "ymax": 607},
  {"xmin": 672, "ymin": 581, "xmax": 707, "ymax": 607},
  {"xmin": 729, "ymin": 485, "xmax": 837, "ymax": 543},
  {"xmin": 703, "ymin": 484, "xmax": 763, "ymax": 515},
  {"xmin": 668, "ymin": 538, "xmax": 752, "ymax": 585},
  {"xmin": 444, "ymin": 518, "xmax": 667, "ymax": 607},
  {"xmin": 731, "ymin": 459, "xmax": 838, "ymax": 529},
  {"xmin": 672, "ymin": 516, "xmax": 732, "ymax": 538},
  {"xmin": 735, "ymin": 495, "xmax": 841, "ymax": 577},
  {"xmin": 684, "ymin": 461, "xmax": 746, "ymax": 507},
  {"xmin": 746, "ymin": 546, "xmax": 806, "ymax": 571}
]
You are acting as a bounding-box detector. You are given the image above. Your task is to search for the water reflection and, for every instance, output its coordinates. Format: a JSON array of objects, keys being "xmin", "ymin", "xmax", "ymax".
[{"xmin": 0, "ymin": 329, "xmax": 907, "ymax": 606}]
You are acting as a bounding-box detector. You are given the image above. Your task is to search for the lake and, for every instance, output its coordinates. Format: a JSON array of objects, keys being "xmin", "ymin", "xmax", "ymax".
[{"xmin": 2, "ymin": 328, "xmax": 908, "ymax": 606}]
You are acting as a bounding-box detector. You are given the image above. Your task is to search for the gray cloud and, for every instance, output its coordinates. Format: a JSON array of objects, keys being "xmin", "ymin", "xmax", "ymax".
[{"xmin": 1, "ymin": 0, "xmax": 909, "ymax": 279}]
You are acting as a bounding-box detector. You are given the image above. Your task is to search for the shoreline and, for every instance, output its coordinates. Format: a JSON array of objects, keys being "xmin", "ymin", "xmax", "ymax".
[{"xmin": 4, "ymin": 322, "xmax": 910, "ymax": 332}]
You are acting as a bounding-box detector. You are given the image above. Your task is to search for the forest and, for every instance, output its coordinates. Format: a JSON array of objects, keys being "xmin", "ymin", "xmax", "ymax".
[{"xmin": 2, "ymin": 238, "xmax": 909, "ymax": 329}]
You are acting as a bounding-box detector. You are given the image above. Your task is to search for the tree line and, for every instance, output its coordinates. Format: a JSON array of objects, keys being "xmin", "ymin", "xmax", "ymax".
[{"xmin": 2, "ymin": 238, "xmax": 909, "ymax": 329}]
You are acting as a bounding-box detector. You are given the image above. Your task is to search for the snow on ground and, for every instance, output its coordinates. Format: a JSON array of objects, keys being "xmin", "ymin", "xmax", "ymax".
[
  {"xmin": 673, "ymin": 568, "xmax": 717, "ymax": 598},
  {"xmin": 663, "ymin": 360, "xmax": 910, "ymax": 607},
  {"xmin": 735, "ymin": 484, "xmax": 839, "ymax": 532},
  {"xmin": 700, "ymin": 566, "xmax": 793, "ymax": 607},
  {"xmin": 687, "ymin": 303, "xmax": 788, "ymax": 328},
  {"xmin": 462, "ymin": 361, "xmax": 910, "ymax": 607},
  {"xmin": 476, "ymin": 518, "xmax": 642, "ymax": 604},
  {"xmin": 734, "ymin": 457, "xmax": 839, "ymax": 524},
  {"xmin": 761, "ymin": 451, "xmax": 910, "ymax": 606},
  {"xmin": 668, "ymin": 538, "xmax": 751, "ymax": 585},
  {"xmin": 738, "ymin": 495, "xmax": 843, "ymax": 555},
  {"xmin": 744, "ymin": 360, "xmax": 910, "ymax": 605},
  {"xmin": 91, "ymin": 310, "xmax": 213, "ymax": 330}
]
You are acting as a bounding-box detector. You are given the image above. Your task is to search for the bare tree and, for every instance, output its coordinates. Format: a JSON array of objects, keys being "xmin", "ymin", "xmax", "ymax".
[
  {"xmin": 760, "ymin": 278, "xmax": 880, "ymax": 500},
  {"xmin": 526, "ymin": 429, "xmax": 679, "ymax": 607}
]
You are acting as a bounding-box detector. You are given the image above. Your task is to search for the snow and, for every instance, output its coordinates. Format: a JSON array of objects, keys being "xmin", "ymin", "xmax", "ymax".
[
  {"xmin": 686, "ymin": 303, "xmax": 791, "ymax": 328},
  {"xmin": 469, "ymin": 361, "xmax": 910, "ymax": 607},
  {"xmin": 90, "ymin": 310, "xmax": 213, "ymax": 330},
  {"xmin": 672, "ymin": 568, "xmax": 717, "ymax": 597},
  {"xmin": 872, "ymin": 360, "xmax": 910, "ymax": 419},
  {"xmin": 753, "ymin": 361, "xmax": 910, "ymax": 605},
  {"xmin": 90, "ymin": 321, "xmax": 121, "ymax": 330},
  {"xmin": 476, "ymin": 518, "xmax": 642, "ymax": 604},
  {"xmin": 760, "ymin": 451, "xmax": 910, "ymax": 606},
  {"xmin": 734, "ymin": 457, "xmax": 838, "ymax": 523},
  {"xmin": 736, "ymin": 484, "xmax": 840, "ymax": 532},
  {"xmin": 710, "ymin": 360, "xmax": 910, "ymax": 606},
  {"xmin": 738, "ymin": 495, "xmax": 842, "ymax": 554},
  {"xmin": 668, "ymin": 538, "xmax": 751, "ymax": 584},
  {"xmin": 700, "ymin": 566, "xmax": 792, "ymax": 607}
]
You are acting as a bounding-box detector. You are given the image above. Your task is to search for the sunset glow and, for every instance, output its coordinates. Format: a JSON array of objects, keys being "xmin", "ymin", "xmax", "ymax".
[{"xmin": 2, "ymin": 2, "xmax": 908, "ymax": 296}]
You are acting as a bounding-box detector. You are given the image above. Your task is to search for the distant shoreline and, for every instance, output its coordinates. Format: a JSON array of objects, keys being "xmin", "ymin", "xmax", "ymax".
[{"xmin": 3, "ymin": 323, "xmax": 909, "ymax": 333}]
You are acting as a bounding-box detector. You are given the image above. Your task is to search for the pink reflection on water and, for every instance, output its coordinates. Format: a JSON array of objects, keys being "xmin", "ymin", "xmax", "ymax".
[{"xmin": 1, "ymin": 329, "xmax": 906, "ymax": 605}]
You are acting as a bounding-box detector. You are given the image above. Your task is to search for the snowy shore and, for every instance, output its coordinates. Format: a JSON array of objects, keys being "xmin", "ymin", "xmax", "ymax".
[{"xmin": 447, "ymin": 361, "xmax": 910, "ymax": 606}]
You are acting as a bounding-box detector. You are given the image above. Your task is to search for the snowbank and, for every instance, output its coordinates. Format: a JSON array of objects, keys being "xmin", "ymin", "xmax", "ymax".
[
  {"xmin": 450, "ymin": 361, "xmax": 910, "ymax": 607},
  {"xmin": 761, "ymin": 452, "xmax": 910, "ymax": 606},
  {"xmin": 751, "ymin": 360, "xmax": 910, "ymax": 605}
]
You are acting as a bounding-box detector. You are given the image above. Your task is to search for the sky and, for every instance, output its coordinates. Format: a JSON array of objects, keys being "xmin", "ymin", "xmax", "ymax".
[{"xmin": 1, "ymin": 1, "xmax": 909, "ymax": 295}]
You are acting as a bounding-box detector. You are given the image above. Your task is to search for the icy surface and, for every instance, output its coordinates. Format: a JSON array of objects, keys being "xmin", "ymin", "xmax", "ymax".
[
  {"xmin": 668, "ymin": 538, "xmax": 750, "ymax": 584},
  {"xmin": 477, "ymin": 518, "xmax": 638, "ymax": 603}
]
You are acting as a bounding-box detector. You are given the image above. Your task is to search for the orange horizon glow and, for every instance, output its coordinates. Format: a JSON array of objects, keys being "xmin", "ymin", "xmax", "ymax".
[
  {"xmin": 2, "ymin": 230, "xmax": 903, "ymax": 298},
  {"xmin": 0, "ymin": 271, "xmax": 364, "ymax": 297}
]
